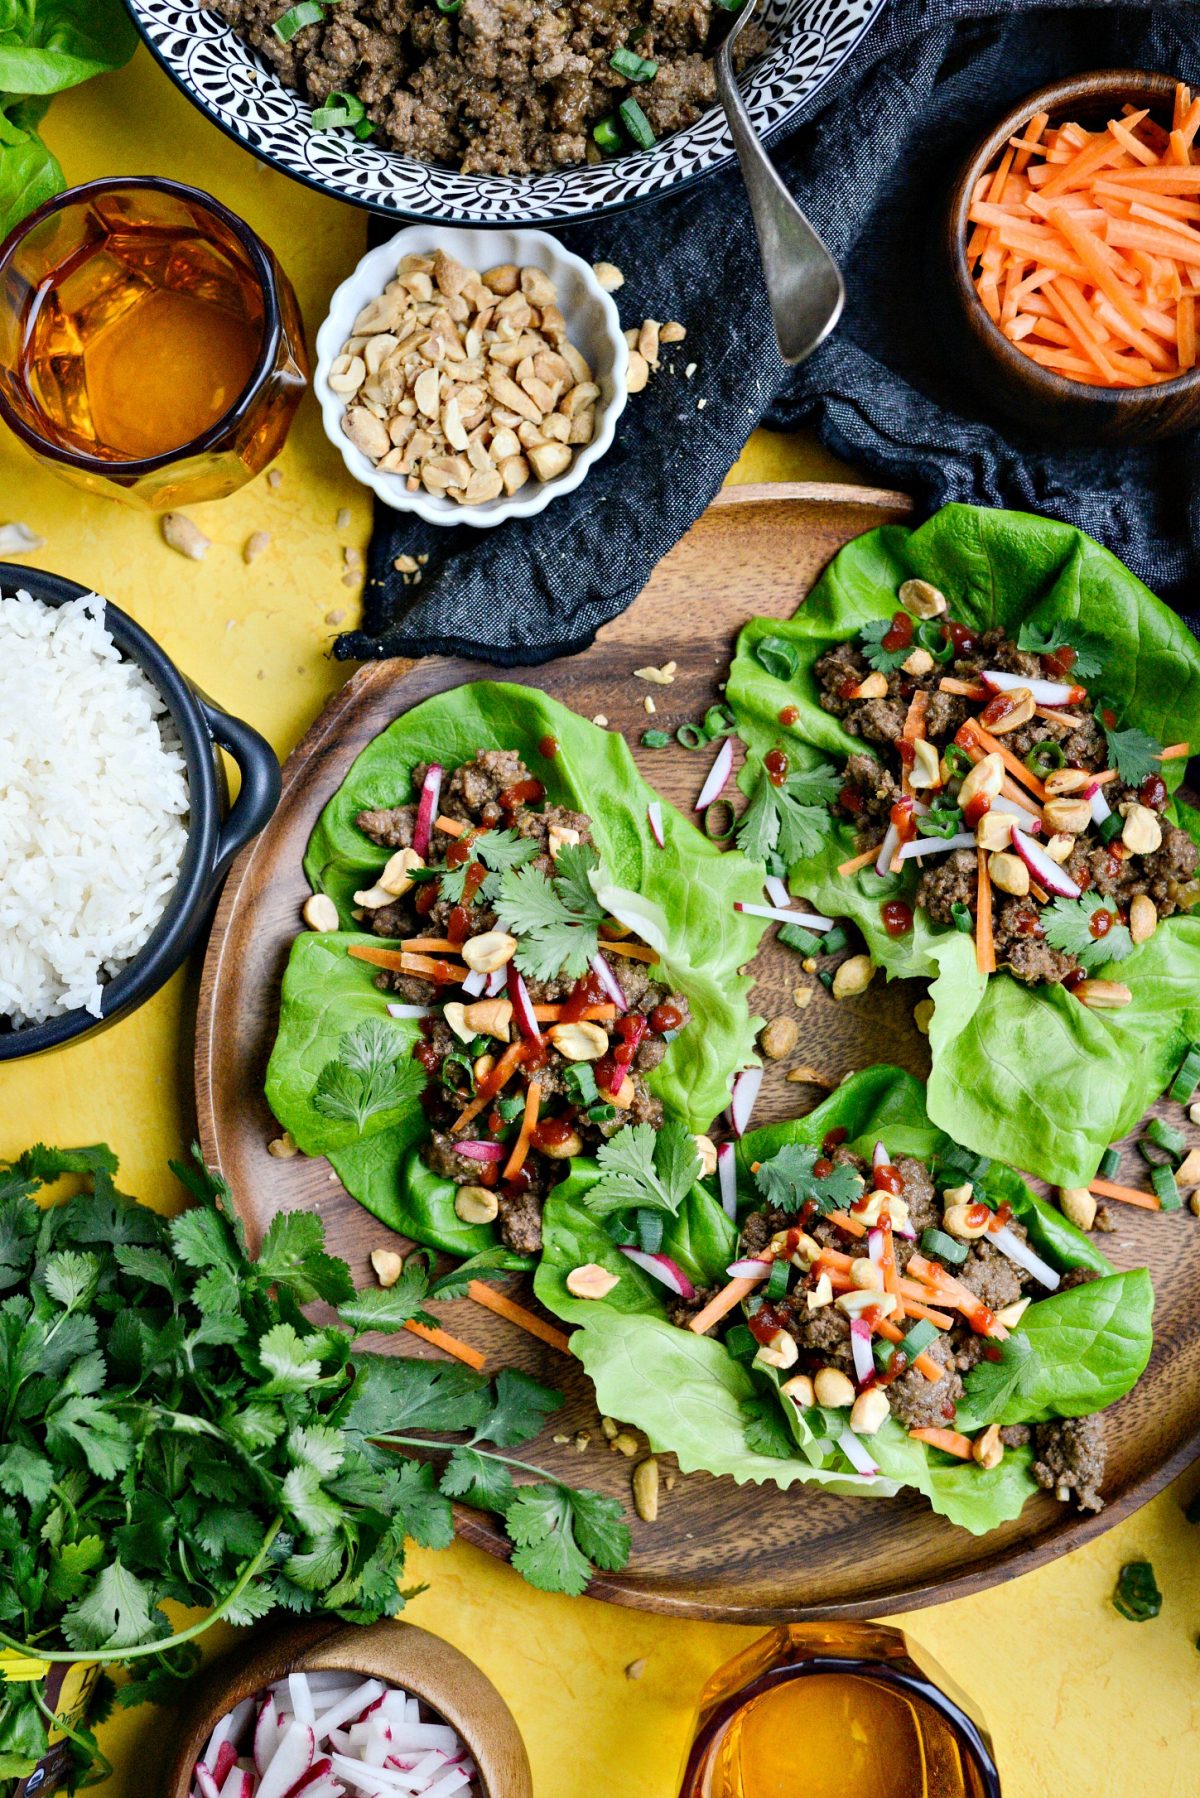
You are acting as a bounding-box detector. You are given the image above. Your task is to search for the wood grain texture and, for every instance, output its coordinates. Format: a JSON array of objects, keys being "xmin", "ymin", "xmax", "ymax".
[
  {"xmin": 161, "ymin": 1617, "xmax": 533, "ymax": 1798},
  {"xmin": 196, "ymin": 482, "xmax": 1200, "ymax": 1623}
]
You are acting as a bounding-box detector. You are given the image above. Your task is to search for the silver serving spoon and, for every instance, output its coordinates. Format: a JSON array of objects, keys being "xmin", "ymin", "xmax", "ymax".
[{"xmin": 714, "ymin": 0, "xmax": 844, "ymax": 364}]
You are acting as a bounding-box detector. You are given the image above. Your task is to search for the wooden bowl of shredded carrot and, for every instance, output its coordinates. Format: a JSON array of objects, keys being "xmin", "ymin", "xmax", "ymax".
[{"xmin": 947, "ymin": 69, "xmax": 1200, "ymax": 443}]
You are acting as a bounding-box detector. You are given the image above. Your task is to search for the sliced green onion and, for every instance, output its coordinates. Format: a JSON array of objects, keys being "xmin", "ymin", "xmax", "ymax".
[
  {"xmin": 274, "ymin": 1, "xmax": 325, "ymax": 42},
  {"xmin": 703, "ymin": 799, "xmax": 735, "ymax": 840},
  {"xmin": 918, "ymin": 808, "xmax": 965, "ymax": 839},
  {"xmin": 353, "ymin": 117, "xmax": 374, "ymax": 139},
  {"xmin": 440, "ymin": 1050, "xmax": 476, "ymax": 1096},
  {"xmin": 587, "ymin": 1102, "xmax": 617, "ymax": 1124},
  {"xmin": 778, "ymin": 922, "xmax": 824, "ymax": 956},
  {"xmin": 1112, "ymin": 1561, "xmax": 1162, "ymax": 1621},
  {"xmin": 311, "ymin": 90, "xmax": 367, "ymax": 130},
  {"xmin": 675, "ymin": 722, "xmax": 706, "ymax": 750},
  {"xmin": 592, "ymin": 113, "xmax": 623, "ymax": 155},
  {"xmin": 1098, "ymin": 1146, "xmax": 1121, "ymax": 1179},
  {"xmin": 943, "ymin": 743, "xmax": 972, "ymax": 778},
  {"xmin": 604, "ymin": 1216, "xmax": 637, "ymax": 1247},
  {"xmin": 920, "ymin": 1226, "xmax": 968, "ymax": 1267},
  {"xmin": 436, "ymin": 0, "xmax": 462, "ymax": 11},
  {"xmin": 619, "ymin": 96, "xmax": 656, "ymax": 150},
  {"xmin": 916, "ymin": 619, "xmax": 954, "ymax": 662},
  {"xmin": 940, "ymin": 1143, "xmax": 990, "ymax": 1180},
  {"xmin": 820, "ymin": 924, "xmax": 848, "ymax": 955},
  {"xmin": 901, "ymin": 1319, "xmax": 940, "ymax": 1359},
  {"xmin": 1146, "ymin": 1116, "xmax": 1186, "ymax": 1160},
  {"xmin": 1151, "ymin": 1163, "xmax": 1182, "ymax": 1211},
  {"xmin": 724, "ymin": 1323, "xmax": 758, "ymax": 1361},
  {"xmin": 703, "ymin": 703, "xmax": 737, "ymax": 739},
  {"xmin": 817, "ymin": 969, "xmax": 834, "ymax": 991},
  {"xmin": 636, "ymin": 1209, "xmax": 664, "ymax": 1253},
  {"xmin": 754, "ymin": 635, "xmax": 799, "ymax": 681},
  {"xmin": 873, "ymin": 1337, "xmax": 899, "ymax": 1374},
  {"xmin": 1099, "ymin": 813, "xmax": 1124, "ymax": 843},
  {"xmin": 609, "ymin": 47, "xmax": 658, "ymax": 80},
  {"xmin": 1025, "ymin": 738, "xmax": 1066, "ymax": 775},
  {"xmin": 496, "ymin": 1095, "xmax": 524, "ymax": 1121},
  {"xmin": 641, "ymin": 728, "xmax": 671, "ymax": 748},
  {"xmin": 950, "ymin": 900, "xmax": 974, "ymax": 933},
  {"xmin": 765, "ymin": 1258, "xmax": 790, "ymax": 1301},
  {"xmin": 1170, "ymin": 1042, "xmax": 1200, "ymax": 1104}
]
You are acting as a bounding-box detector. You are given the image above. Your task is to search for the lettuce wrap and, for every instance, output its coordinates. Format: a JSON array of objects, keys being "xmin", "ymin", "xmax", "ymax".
[
  {"xmin": 265, "ymin": 682, "xmax": 767, "ymax": 1249},
  {"xmin": 535, "ymin": 1067, "xmax": 1153, "ymax": 1534},
  {"xmin": 726, "ymin": 504, "xmax": 1200, "ymax": 1187}
]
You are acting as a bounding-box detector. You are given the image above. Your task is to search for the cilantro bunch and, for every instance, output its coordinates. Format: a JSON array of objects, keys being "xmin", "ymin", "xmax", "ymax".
[{"xmin": 0, "ymin": 1146, "xmax": 628, "ymax": 1792}]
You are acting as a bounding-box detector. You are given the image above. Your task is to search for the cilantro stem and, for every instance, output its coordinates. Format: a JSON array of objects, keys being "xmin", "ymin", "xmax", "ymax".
[
  {"xmin": 0, "ymin": 1519, "xmax": 282, "ymax": 1665},
  {"xmin": 374, "ymin": 1435, "xmax": 561, "ymax": 1486},
  {"xmin": 33, "ymin": 1688, "xmax": 112, "ymax": 1783}
]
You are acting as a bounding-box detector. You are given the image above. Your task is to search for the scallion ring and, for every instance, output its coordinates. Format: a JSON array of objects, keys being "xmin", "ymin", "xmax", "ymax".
[
  {"xmin": 311, "ymin": 90, "xmax": 368, "ymax": 131},
  {"xmin": 618, "ymin": 95, "xmax": 656, "ymax": 150},
  {"xmin": 703, "ymin": 703, "xmax": 737, "ymax": 739},
  {"xmin": 1170, "ymin": 1041, "xmax": 1200, "ymax": 1104},
  {"xmin": 592, "ymin": 113, "xmax": 623, "ymax": 155},
  {"xmin": 950, "ymin": 900, "xmax": 974, "ymax": 933},
  {"xmin": 609, "ymin": 47, "xmax": 658, "ymax": 80},
  {"xmin": 703, "ymin": 798, "xmax": 735, "ymax": 840},
  {"xmin": 1025, "ymin": 738, "xmax": 1066, "ymax": 775},
  {"xmin": 916, "ymin": 619, "xmax": 954, "ymax": 662},
  {"xmin": 274, "ymin": 0, "xmax": 325, "ymax": 43},
  {"xmin": 675, "ymin": 722, "xmax": 706, "ymax": 750}
]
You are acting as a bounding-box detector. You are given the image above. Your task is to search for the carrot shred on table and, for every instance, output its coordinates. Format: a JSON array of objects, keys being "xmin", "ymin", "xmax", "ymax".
[
  {"xmin": 531, "ymin": 1002, "xmax": 618, "ymax": 1022},
  {"xmin": 1089, "ymin": 1176, "xmax": 1161, "ymax": 1211},
  {"xmin": 450, "ymin": 1040, "xmax": 526, "ymax": 1134},
  {"xmin": 502, "ymin": 1080, "xmax": 541, "ymax": 1181},
  {"xmin": 837, "ymin": 845, "xmax": 883, "ymax": 877},
  {"xmin": 404, "ymin": 1319, "xmax": 487, "ymax": 1371},
  {"xmin": 909, "ymin": 1426, "xmax": 975, "ymax": 1459},
  {"xmin": 465, "ymin": 1280, "xmax": 571, "ymax": 1354}
]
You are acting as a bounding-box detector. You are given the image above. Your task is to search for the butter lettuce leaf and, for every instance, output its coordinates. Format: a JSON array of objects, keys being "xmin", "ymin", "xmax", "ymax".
[{"xmin": 726, "ymin": 504, "xmax": 1200, "ymax": 1185}]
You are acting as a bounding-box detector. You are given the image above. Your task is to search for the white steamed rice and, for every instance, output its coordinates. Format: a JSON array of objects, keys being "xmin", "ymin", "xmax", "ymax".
[{"xmin": 0, "ymin": 589, "xmax": 190, "ymax": 1026}]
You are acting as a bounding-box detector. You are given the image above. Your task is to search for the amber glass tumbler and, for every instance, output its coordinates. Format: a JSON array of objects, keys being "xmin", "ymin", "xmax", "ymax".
[
  {"xmin": 0, "ymin": 178, "xmax": 308, "ymax": 509},
  {"xmin": 679, "ymin": 1622, "xmax": 1002, "ymax": 1798}
]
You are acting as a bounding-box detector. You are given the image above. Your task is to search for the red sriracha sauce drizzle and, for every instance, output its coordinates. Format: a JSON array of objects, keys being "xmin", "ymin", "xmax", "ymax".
[
  {"xmin": 839, "ymin": 782, "xmax": 864, "ymax": 815},
  {"xmin": 943, "ymin": 619, "xmax": 977, "ymax": 657},
  {"xmin": 1140, "ymin": 773, "xmax": 1168, "ymax": 811},
  {"xmin": 881, "ymin": 899, "xmax": 914, "ymax": 937},
  {"xmin": 1041, "ymin": 642, "xmax": 1075, "ymax": 680},
  {"xmin": 497, "ymin": 777, "xmax": 545, "ymax": 814},
  {"xmin": 559, "ymin": 967, "xmax": 608, "ymax": 1024},
  {"xmin": 763, "ymin": 747, "xmax": 789, "ymax": 787},
  {"xmin": 962, "ymin": 790, "xmax": 991, "ymax": 828},
  {"xmin": 596, "ymin": 1013, "xmax": 648, "ymax": 1098},
  {"xmin": 779, "ymin": 705, "xmax": 800, "ymax": 726},
  {"xmin": 648, "ymin": 998, "xmax": 684, "ymax": 1033},
  {"xmin": 890, "ymin": 795, "xmax": 917, "ymax": 846},
  {"xmin": 874, "ymin": 1162, "xmax": 905, "ymax": 1195},
  {"xmin": 881, "ymin": 612, "xmax": 914, "ymax": 653},
  {"xmin": 1089, "ymin": 907, "xmax": 1113, "ymax": 941},
  {"xmin": 822, "ymin": 1126, "xmax": 848, "ymax": 1155},
  {"xmin": 538, "ymin": 734, "xmax": 559, "ymax": 759},
  {"xmin": 747, "ymin": 1301, "xmax": 790, "ymax": 1346},
  {"xmin": 980, "ymin": 690, "xmax": 1020, "ymax": 730}
]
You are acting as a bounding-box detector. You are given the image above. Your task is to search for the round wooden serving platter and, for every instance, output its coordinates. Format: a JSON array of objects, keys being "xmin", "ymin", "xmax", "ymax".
[{"xmin": 196, "ymin": 482, "xmax": 1200, "ymax": 1623}]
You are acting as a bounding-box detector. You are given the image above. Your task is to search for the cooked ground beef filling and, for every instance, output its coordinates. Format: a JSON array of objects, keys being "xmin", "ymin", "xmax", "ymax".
[
  {"xmin": 814, "ymin": 621, "xmax": 1199, "ymax": 987},
  {"xmin": 356, "ymin": 748, "xmax": 690, "ymax": 1254},
  {"xmin": 216, "ymin": 0, "xmax": 769, "ymax": 175}
]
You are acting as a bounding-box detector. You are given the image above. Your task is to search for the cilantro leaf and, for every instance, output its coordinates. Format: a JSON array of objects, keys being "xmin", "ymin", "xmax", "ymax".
[
  {"xmin": 1102, "ymin": 722, "xmax": 1162, "ymax": 786},
  {"xmin": 752, "ymin": 1143, "xmax": 864, "ymax": 1215},
  {"xmin": 439, "ymin": 1446, "xmax": 514, "ymax": 1511},
  {"xmin": 429, "ymin": 1247, "xmax": 535, "ymax": 1300},
  {"xmin": 565, "ymin": 1489, "xmax": 631, "ymax": 1571},
  {"xmin": 504, "ymin": 1486, "xmax": 593, "ymax": 1596},
  {"xmin": 336, "ymin": 1266, "xmax": 434, "ymax": 1336},
  {"xmin": 257, "ymin": 1322, "xmax": 326, "ymax": 1393},
  {"xmin": 586, "ymin": 1118, "xmax": 701, "ymax": 1217},
  {"xmin": 46, "ymin": 1397, "xmax": 134, "ymax": 1481},
  {"xmin": 857, "ymin": 618, "xmax": 910, "ymax": 673},
  {"xmin": 312, "ymin": 1021, "xmax": 427, "ymax": 1135},
  {"xmin": 19, "ymin": 1144, "xmax": 118, "ymax": 1185},
  {"xmin": 46, "ymin": 1537, "xmax": 105, "ymax": 1604},
  {"xmin": 336, "ymin": 1354, "xmax": 490, "ymax": 1438},
  {"xmin": 494, "ymin": 844, "xmax": 605, "ymax": 982},
  {"xmin": 0, "ymin": 1444, "xmax": 54, "ymax": 1506},
  {"xmin": 390, "ymin": 1460, "xmax": 454, "ymax": 1549},
  {"xmin": 281, "ymin": 1463, "xmax": 343, "ymax": 1538},
  {"xmin": 112, "ymin": 1244, "xmax": 185, "ymax": 1303},
  {"xmin": 42, "ymin": 1250, "xmax": 101, "ymax": 1313},
  {"xmin": 473, "ymin": 1368, "xmax": 561, "ymax": 1448},
  {"xmin": 169, "ymin": 1206, "xmax": 240, "ymax": 1277},
  {"xmin": 62, "ymin": 1561, "xmax": 163, "ymax": 1650},
  {"xmin": 736, "ymin": 763, "xmax": 836, "ymax": 866},
  {"xmin": 740, "ymin": 1393, "xmax": 795, "ymax": 1459},
  {"xmin": 1016, "ymin": 621, "xmax": 1104, "ymax": 680},
  {"xmin": 475, "ymin": 830, "xmax": 541, "ymax": 873},
  {"xmin": 256, "ymin": 1211, "xmax": 355, "ymax": 1306},
  {"xmin": 1042, "ymin": 897, "xmax": 1135, "ymax": 972},
  {"xmin": 551, "ymin": 842, "xmax": 605, "ymax": 920},
  {"xmin": 962, "ymin": 1332, "xmax": 1043, "ymax": 1424}
]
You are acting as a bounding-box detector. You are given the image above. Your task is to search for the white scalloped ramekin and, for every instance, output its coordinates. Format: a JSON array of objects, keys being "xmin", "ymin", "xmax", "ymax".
[{"xmin": 315, "ymin": 226, "xmax": 628, "ymax": 529}]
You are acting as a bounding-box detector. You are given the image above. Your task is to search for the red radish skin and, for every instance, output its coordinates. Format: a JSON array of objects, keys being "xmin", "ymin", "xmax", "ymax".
[
  {"xmin": 213, "ymin": 1742, "xmax": 240, "ymax": 1787},
  {"xmin": 618, "ymin": 1244, "xmax": 696, "ymax": 1298},
  {"xmin": 454, "ymin": 1140, "xmax": 506, "ymax": 1162},
  {"xmin": 980, "ymin": 669, "xmax": 1085, "ymax": 707},
  {"xmin": 411, "ymin": 764, "xmax": 443, "ymax": 857},
  {"xmin": 506, "ymin": 964, "xmax": 541, "ymax": 1042},
  {"xmin": 589, "ymin": 951, "xmax": 628, "ymax": 1011},
  {"xmin": 1010, "ymin": 825, "xmax": 1082, "ymax": 898},
  {"xmin": 647, "ymin": 800, "xmax": 666, "ymax": 847}
]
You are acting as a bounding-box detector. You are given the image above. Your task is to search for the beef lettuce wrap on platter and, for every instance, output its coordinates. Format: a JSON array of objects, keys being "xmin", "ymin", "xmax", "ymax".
[
  {"xmin": 266, "ymin": 682, "xmax": 767, "ymax": 1260},
  {"xmin": 726, "ymin": 504, "xmax": 1200, "ymax": 1189},
  {"xmin": 537, "ymin": 1067, "xmax": 1153, "ymax": 1534}
]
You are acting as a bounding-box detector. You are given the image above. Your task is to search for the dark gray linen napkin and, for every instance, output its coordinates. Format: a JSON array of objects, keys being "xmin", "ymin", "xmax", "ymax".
[{"xmin": 337, "ymin": 0, "xmax": 1200, "ymax": 667}]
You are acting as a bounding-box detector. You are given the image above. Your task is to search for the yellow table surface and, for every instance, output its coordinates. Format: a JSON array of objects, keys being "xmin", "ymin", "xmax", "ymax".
[{"xmin": 2, "ymin": 50, "xmax": 1198, "ymax": 1798}]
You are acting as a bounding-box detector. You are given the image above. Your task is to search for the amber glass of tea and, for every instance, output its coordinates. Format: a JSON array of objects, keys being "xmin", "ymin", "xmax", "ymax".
[
  {"xmin": 0, "ymin": 178, "xmax": 308, "ymax": 509},
  {"xmin": 679, "ymin": 1623, "xmax": 1002, "ymax": 1798}
]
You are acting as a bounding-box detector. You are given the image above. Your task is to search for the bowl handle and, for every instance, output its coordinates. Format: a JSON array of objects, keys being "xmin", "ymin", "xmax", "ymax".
[{"xmin": 199, "ymin": 697, "xmax": 282, "ymax": 885}]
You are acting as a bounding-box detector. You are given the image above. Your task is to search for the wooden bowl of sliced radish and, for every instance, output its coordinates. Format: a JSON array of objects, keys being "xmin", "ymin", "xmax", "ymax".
[
  {"xmin": 163, "ymin": 1618, "xmax": 533, "ymax": 1798},
  {"xmin": 946, "ymin": 68, "xmax": 1200, "ymax": 443}
]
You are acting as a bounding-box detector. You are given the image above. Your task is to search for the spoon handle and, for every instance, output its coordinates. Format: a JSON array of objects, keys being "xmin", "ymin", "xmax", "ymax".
[{"xmin": 715, "ymin": 48, "xmax": 845, "ymax": 365}]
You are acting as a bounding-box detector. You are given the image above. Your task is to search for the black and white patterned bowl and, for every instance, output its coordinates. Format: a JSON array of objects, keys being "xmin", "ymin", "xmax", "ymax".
[{"xmin": 124, "ymin": 0, "xmax": 885, "ymax": 228}]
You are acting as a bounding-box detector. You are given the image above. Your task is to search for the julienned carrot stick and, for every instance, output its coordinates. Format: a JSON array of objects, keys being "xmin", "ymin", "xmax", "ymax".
[
  {"xmin": 1157, "ymin": 742, "xmax": 1190, "ymax": 759},
  {"xmin": 346, "ymin": 943, "xmax": 468, "ymax": 982},
  {"xmin": 601, "ymin": 941, "xmax": 660, "ymax": 963},
  {"xmin": 404, "ymin": 1319, "xmax": 486, "ymax": 1371},
  {"xmin": 531, "ymin": 1003, "xmax": 617, "ymax": 1022},
  {"xmin": 435, "ymin": 815, "xmax": 466, "ymax": 837},
  {"xmin": 838, "ymin": 845, "xmax": 882, "ymax": 877},
  {"xmin": 826, "ymin": 1210, "xmax": 867, "ymax": 1238},
  {"xmin": 400, "ymin": 938, "xmax": 459, "ymax": 953},
  {"xmin": 451, "ymin": 1040, "xmax": 526, "ymax": 1134},
  {"xmin": 1089, "ymin": 1176, "xmax": 1161, "ymax": 1211},
  {"xmin": 909, "ymin": 1426, "xmax": 974, "ymax": 1459},
  {"xmin": 900, "ymin": 1296, "xmax": 955, "ymax": 1330},
  {"xmin": 976, "ymin": 849, "xmax": 996, "ymax": 977},
  {"xmin": 688, "ymin": 1269, "xmax": 773, "ymax": 1335},
  {"xmin": 502, "ymin": 1080, "xmax": 541, "ymax": 1181},
  {"xmin": 465, "ymin": 1280, "xmax": 571, "ymax": 1355}
]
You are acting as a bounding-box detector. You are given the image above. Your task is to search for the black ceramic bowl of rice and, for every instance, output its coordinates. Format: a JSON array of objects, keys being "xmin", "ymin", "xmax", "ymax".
[{"xmin": 0, "ymin": 564, "xmax": 280, "ymax": 1060}]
